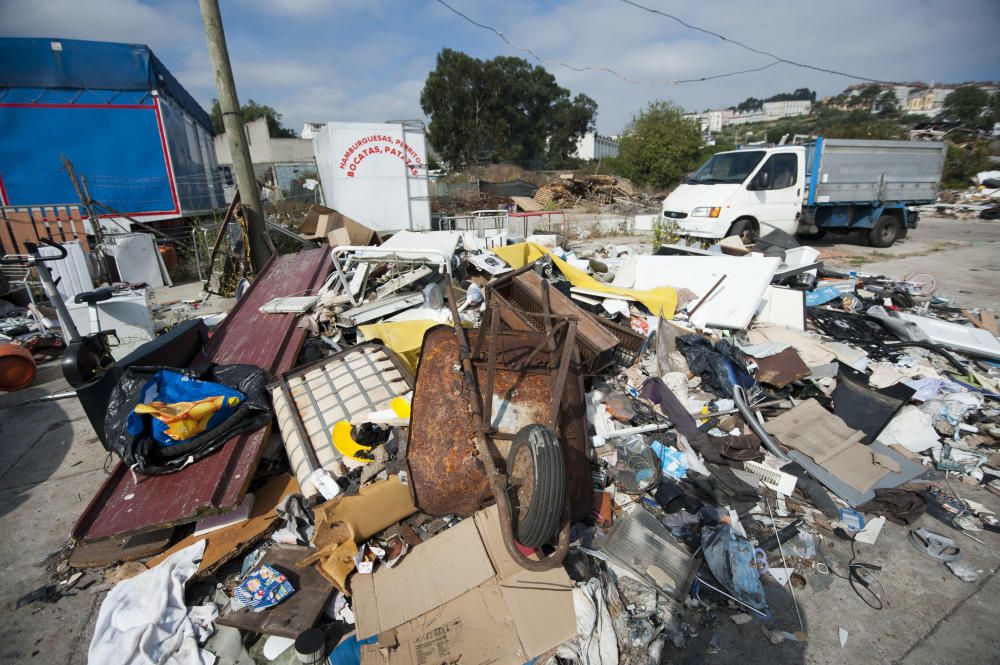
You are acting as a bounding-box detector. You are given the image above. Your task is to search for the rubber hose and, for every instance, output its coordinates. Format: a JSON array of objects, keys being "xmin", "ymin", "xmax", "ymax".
[{"xmin": 732, "ymin": 384, "xmax": 790, "ymax": 461}]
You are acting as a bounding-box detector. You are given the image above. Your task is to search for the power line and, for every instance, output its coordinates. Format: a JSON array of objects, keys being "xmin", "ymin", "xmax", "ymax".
[
  {"xmin": 433, "ymin": 0, "xmax": 783, "ymax": 85},
  {"xmin": 619, "ymin": 0, "xmax": 895, "ymax": 84}
]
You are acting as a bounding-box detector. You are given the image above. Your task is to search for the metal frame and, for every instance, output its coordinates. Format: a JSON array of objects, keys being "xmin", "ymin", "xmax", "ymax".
[
  {"xmin": 330, "ymin": 244, "xmax": 454, "ymax": 307},
  {"xmin": 436, "ymin": 276, "xmax": 579, "ymax": 572}
]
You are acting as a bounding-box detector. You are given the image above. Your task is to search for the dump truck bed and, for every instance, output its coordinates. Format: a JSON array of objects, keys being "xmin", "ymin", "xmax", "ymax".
[{"xmin": 806, "ymin": 138, "xmax": 946, "ymax": 205}]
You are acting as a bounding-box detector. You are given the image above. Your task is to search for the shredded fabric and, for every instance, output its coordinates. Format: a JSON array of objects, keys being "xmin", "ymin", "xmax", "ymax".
[
  {"xmin": 89, "ymin": 540, "xmax": 218, "ymax": 665},
  {"xmin": 552, "ymin": 577, "xmax": 619, "ymax": 665}
]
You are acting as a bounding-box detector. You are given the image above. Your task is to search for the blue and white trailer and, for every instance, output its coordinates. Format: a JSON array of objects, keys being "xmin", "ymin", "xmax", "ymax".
[
  {"xmin": 661, "ymin": 138, "xmax": 947, "ymax": 247},
  {"xmin": 0, "ymin": 37, "xmax": 224, "ymax": 228}
]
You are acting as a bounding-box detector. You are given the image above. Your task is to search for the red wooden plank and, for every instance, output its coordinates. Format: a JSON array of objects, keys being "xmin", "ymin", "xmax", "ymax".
[{"xmin": 72, "ymin": 248, "xmax": 331, "ymax": 542}]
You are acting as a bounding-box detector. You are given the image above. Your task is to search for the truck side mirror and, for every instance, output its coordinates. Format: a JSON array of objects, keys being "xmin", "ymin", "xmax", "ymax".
[{"xmin": 751, "ymin": 171, "xmax": 769, "ymax": 190}]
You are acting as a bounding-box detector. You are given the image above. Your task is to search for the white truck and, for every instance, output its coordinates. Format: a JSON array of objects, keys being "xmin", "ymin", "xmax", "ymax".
[{"xmin": 661, "ymin": 138, "xmax": 947, "ymax": 247}]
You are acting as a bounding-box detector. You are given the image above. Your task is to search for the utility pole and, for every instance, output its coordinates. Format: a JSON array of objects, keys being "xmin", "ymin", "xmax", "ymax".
[{"xmin": 198, "ymin": 0, "xmax": 272, "ymax": 272}]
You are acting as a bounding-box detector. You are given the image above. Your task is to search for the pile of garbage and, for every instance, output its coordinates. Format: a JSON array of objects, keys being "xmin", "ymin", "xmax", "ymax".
[
  {"xmin": 40, "ymin": 217, "xmax": 1000, "ymax": 665},
  {"xmin": 533, "ymin": 173, "xmax": 644, "ymax": 209},
  {"xmin": 921, "ymin": 170, "xmax": 1000, "ymax": 220}
]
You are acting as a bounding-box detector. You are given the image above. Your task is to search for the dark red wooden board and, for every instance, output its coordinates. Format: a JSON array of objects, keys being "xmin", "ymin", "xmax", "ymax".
[{"xmin": 72, "ymin": 248, "xmax": 331, "ymax": 542}]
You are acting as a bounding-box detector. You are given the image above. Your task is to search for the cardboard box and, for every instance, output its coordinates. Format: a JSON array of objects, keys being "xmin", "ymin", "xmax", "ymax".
[
  {"xmin": 353, "ymin": 505, "xmax": 576, "ymax": 665},
  {"xmin": 298, "ymin": 204, "xmax": 378, "ymax": 245}
]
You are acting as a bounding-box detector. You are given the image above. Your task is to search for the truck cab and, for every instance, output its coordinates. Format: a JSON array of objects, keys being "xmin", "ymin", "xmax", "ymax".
[{"xmin": 662, "ymin": 146, "xmax": 806, "ymax": 244}]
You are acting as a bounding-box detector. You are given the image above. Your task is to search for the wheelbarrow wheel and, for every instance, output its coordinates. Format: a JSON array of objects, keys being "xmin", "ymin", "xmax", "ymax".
[{"xmin": 507, "ymin": 424, "xmax": 565, "ymax": 548}]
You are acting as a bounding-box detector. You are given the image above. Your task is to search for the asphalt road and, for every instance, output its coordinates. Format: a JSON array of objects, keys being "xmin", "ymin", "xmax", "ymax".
[{"xmin": 816, "ymin": 215, "xmax": 1000, "ymax": 311}]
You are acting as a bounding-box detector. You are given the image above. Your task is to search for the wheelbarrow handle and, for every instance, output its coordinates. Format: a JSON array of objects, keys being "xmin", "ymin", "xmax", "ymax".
[{"xmin": 489, "ymin": 473, "xmax": 571, "ymax": 572}]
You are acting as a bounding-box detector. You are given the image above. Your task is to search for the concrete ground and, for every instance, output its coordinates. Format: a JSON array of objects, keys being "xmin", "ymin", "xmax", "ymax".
[
  {"xmin": 814, "ymin": 216, "xmax": 1000, "ymax": 311},
  {"xmin": 1, "ymin": 232, "xmax": 999, "ymax": 664}
]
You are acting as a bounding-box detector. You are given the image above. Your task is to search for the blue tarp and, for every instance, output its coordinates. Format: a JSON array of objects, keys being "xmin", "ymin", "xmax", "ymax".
[{"xmin": 0, "ymin": 37, "xmax": 212, "ymax": 131}]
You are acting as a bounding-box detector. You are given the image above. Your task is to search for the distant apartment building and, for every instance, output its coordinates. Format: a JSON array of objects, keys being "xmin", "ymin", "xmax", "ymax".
[
  {"xmin": 687, "ymin": 100, "xmax": 810, "ymax": 132},
  {"xmin": 573, "ymin": 131, "xmax": 620, "ymax": 160},
  {"xmin": 214, "ymin": 117, "xmax": 317, "ymax": 199},
  {"xmin": 685, "ymin": 109, "xmax": 734, "ymax": 134},
  {"xmin": 763, "ymin": 100, "xmax": 812, "ymax": 120}
]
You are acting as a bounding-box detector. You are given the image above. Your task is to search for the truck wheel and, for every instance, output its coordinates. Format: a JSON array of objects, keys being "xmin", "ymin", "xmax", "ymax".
[
  {"xmin": 506, "ymin": 424, "xmax": 565, "ymax": 548},
  {"xmin": 728, "ymin": 219, "xmax": 758, "ymax": 245},
  {"xmin": 868, "ymin": 215, "xmax": 900, "ymax": 248}
]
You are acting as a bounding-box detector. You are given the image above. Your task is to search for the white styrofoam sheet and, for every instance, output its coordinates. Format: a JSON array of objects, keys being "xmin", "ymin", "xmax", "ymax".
[
  {"xmin": 897, "ymin": 312, "xmax": 1000, "ymax": 360},
  {"xmin": 755, "ymin": 285, "xmax": 805, "ymax": 330},
  {"xmin": 632, "ymin": 256, "xmax": 781, "ymax": 329}
]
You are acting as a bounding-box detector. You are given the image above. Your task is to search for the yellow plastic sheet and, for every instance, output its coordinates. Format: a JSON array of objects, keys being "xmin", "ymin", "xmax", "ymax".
[
  {"xmin": 357, "ymin": 319, "xmax": 441, "ymax": 374},
  {"xmin": 492, "ymin": 242, "xmax": 677, "ymax": 318}
]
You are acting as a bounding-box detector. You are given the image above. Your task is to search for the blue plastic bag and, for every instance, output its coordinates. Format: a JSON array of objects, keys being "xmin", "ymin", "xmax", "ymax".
[
  {"xmin": 127, "ymin": 369, "xmax": 245, "ymax": 448},
  {"xmin": 805, "ymin": 285, "xmax": 842, "ymax": 306}
]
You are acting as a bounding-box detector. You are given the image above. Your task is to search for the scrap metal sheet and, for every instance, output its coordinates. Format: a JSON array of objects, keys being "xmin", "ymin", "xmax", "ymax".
[{"xmin": 72, "ymin": 248, "xmax": 331, "ymax": 542}]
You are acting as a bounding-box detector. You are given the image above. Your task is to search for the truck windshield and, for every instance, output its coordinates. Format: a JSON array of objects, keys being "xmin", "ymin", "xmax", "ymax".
[{"xmin": 686, "ymin": 150, "xmax": 766, "ymax": 184}]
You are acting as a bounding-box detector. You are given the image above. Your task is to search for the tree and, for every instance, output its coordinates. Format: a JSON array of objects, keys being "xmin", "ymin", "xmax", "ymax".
[
  {"xmin": 874, "ymin": 90, "xmax": 900, "ymax": 117},
  {"xmin": 943, "ymin": 86, "xmax": 991, "ymax": 128},
  {"xmin": 736, "ymin": 97, "xmax": 764, "ymax": 113},
  {"xmin": 420, "ymin": 49, "xmax": 597, "ymax": 168},
  {"xmin": 210, "ymin": 99, "xmax": 297, "ymax": 138},
  {"xmin": 609, "ymin": 101, "xmax": 703, "ymax": 189}
]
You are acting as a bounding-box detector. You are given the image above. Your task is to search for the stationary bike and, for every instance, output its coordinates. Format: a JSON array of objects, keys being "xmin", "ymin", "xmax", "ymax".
[{"xmin": 0, "ymin": 238, "xmax": 117, "ymax": 387}]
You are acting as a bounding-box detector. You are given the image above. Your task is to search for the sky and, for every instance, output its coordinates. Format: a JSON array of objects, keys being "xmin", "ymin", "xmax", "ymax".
[{"xmin": 2, "ymin": 0, "xmax": 999, "ymax": 135}]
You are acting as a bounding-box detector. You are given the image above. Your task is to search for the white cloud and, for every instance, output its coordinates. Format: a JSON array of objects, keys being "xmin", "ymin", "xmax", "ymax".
[
  {"xmin": 236, "ymin": 0, "xmax": 386, "ymax": 17},
  {"xmin": 2, "ymin": 0, "xmax": 997, "ymax": 138},
  {"xmin": 0, "ymin": 0, "xmax": 200, "ymax": 51},
  {"xmin": 274, "ymin": 78, "xmax": 426, "ymax": 127}
]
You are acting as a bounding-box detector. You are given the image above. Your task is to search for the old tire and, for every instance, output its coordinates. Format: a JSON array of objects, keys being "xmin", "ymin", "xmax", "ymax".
[
  {"xmin": 506, "ymin": 424, "xmax": 565, "ymax": 548},
  {"xmin": 868, "ymin": 215, "xmax": 900, "ymax": 248},
  {"xmin": 728, "ymin": 219, "xmax": 759, "ymax": 245}
]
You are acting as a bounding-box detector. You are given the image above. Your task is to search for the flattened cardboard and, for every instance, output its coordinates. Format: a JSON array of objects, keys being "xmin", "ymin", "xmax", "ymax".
[
  {"xmin": 361, "ymin": 581, "xmax": 525, "ymax": 665},
  {"xmin": 312, "ymin": 475, "xmax": 417, "ymax": 542},
  {"xmin": 301, "ymin": 476, "xmax": 417, "ymax": 594},
  {"xmin": 299, "ymin": 204, "xmax": 378, "ymax": 245},
  {"xmin": 353, "ymin": 515, "xmax": 494, "ymax": 638},
  {"xmin": 354, "ymin": 505, "xmax": 575, "ymax": 665}
]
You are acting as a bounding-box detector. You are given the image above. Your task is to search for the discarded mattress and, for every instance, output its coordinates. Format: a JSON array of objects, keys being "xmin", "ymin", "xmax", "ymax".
[{"xmin": 273, "ymin": 344, "xmax": 413, "ymax": 496}]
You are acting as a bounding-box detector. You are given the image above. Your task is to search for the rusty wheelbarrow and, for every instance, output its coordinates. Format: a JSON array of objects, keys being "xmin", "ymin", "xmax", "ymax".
[{"xmin": 406, "ymin": 267, "xmax": 591, "ymax": 571}]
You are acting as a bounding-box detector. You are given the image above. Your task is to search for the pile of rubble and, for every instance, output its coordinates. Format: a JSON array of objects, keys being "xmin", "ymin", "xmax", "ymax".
[
  {"xmin": 533, "ymin": 173, "xmax": 642, "ymax": 208},
  {"xmin": 24, "ymin": 216, "xmax": 1000, "ymax": 664},
  {"xmin": 920, "ymin": 170, "xmax": 1000, "ymax": 220}
]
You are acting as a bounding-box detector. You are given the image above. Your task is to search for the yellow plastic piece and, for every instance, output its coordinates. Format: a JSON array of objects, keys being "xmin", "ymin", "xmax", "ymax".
[
  {"xmin": 331, "ymin": 420, "xmax": 373, "ymax": 463},
  {"xmin": 133, "ymin": 395, "xmax": 232, "ymax": 441},
  {"xmin": 390, "ymin": 397, "xmax": 411, "ymax": 419},
  {"xmin": 356, "ymin": 319, "xmax": 441, "ymax": 373},
  {"xmin": 492, "ymin": 242, "xmax": 678, "ymax": 318}
]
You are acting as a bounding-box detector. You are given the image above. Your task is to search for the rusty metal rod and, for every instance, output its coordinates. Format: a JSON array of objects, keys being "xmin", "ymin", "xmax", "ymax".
[{"xmin": 688, "ymin": 274, "xmax": 727, "ymax": 319}]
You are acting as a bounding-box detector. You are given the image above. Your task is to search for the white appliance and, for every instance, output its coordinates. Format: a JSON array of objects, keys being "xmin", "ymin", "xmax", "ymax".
[{"xmin": 61, "ymin": 288, "xmax": 156, "ymax": 360}]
